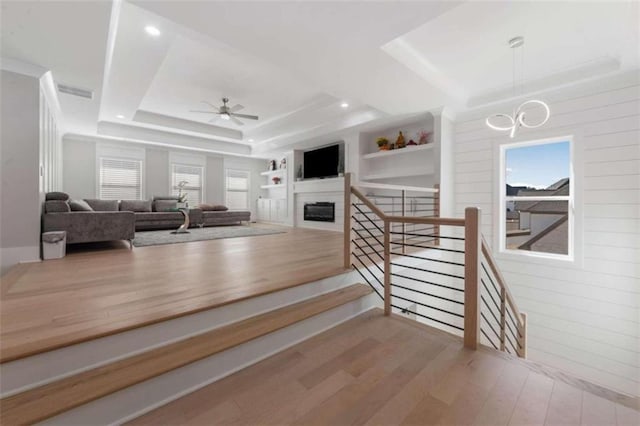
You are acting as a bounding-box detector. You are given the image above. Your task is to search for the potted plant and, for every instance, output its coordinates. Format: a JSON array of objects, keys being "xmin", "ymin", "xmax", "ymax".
[
  {"xmin": 376, "ymin": 137, "xmax": 390, "ymax": 151},
  {"xmin": 176, "ymin": 180, "xmax": 189, "ymax": 207}
]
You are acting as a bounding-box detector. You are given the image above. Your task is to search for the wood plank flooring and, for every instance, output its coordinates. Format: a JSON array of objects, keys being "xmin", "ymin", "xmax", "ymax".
[
  {"xmin": 0, "ymin": 226, "xmax": 345, "ymax": 362},
  {"xmin": 0, "ymin": 284, "xmax": 372, "ymax": 426},
  {"xmin": 129, "ymin": 311, "xmax": 639, "ymax": 426}
]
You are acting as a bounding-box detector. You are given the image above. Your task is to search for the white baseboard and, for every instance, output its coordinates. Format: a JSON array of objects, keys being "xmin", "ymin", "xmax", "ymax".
[{"xmin": 0, "ymin": 246, "xmax": 40, "ymax": 276}]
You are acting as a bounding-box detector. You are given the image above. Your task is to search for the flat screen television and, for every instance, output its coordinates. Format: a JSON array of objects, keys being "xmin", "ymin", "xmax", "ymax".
[{"xmin": 304, "ymin": 144, "xmax": 340, "ymax": 179}]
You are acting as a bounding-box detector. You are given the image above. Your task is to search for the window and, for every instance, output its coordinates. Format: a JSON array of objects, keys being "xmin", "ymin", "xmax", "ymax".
[
  {"xmin": 225, "ymin": 169, "xmax": 250, "ymax": 210},
  {"xmin": 99, "ymin": 157, "xmax": 143, "ymax": 200},
  {"xmin": 172, "ymin": 164, "xmax": 204, "ymax": 205},
  {"xmin": 500, "ymin": 137, "xmax": 573, "ymax": 259}
]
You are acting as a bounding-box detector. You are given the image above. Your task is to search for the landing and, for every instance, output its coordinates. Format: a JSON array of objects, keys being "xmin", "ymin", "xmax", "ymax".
[
  {"xmin": 130, "ymin": 311, "xmax": 638, "ymax": 426},
  {"xmin": 0, "ymin": 226, "xmax": 345, "ymax": 362}
]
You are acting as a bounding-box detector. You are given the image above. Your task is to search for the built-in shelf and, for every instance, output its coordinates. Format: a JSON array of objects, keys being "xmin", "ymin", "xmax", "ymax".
[
  {"xmin": 362, "ymin": 143, "xmax": 434, "ymax": 159},
  {"xmin": 361, "ymin": 169, "xmax": 434, "ymax": 181},
  {"xmin": 260, "ymin": 169, "xmax": 286, "ymax": 176},
  {"xmin": 260, "ymin": 184, "xmax": 286, "ymax": 189}
]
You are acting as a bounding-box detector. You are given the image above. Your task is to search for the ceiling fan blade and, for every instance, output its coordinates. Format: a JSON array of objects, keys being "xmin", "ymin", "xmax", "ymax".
[
  {"xmin": 228, "ymin": 104, "xmax": 244, "ymax": 113},
  {"xmin": 202, "ymin": 101, "xmax": 220, "ymax": 110},
  {"xmin": 231, "ymin": 113, "xmax": 259, "ymax": 120},
  {"xmin": 190, "ymin": 110, "xmax": 216, "ymax": 114},
  {"xmin": 230, "ymin": 116, "xmax": 244, "ymax": 126}
]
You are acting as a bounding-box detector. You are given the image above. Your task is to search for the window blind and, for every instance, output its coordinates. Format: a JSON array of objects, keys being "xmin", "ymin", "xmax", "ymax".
[
  {"xmin": 172, "ymin": 164, "xmax": 204, "ymax": 205},
  {"xmin": 225, "ymin": 169, "xmax": 250, "ymax": 210},
  {"xmin": 99, "ymin": 157, "xmax": 142, "ymax": 200}
]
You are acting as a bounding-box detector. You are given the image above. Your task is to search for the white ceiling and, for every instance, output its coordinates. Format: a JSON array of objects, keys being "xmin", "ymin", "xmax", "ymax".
[
  {"xmin": 383, "ymin": 1, "xmax": 640, "ymax": 107},
  {"xmin": 1, "ymin": 1, "xmax": 638, "ymax": 156}
]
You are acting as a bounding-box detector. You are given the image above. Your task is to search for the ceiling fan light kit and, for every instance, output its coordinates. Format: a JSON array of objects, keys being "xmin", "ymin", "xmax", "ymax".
[
  {"xmin": 486, "ymin": 36, "xmax": 551, "ymax": 138},
  {"xmin": 190, "ymin": 97, "xmax": 259, "ymax": 126}
]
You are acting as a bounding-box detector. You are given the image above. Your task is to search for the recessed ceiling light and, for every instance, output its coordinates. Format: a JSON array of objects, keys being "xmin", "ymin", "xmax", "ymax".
[
  {"xmin": 145, "ymin": 26, "xmax": 161, "ymax": 37},
  {"xmin": 248, "ymin": 138, "xmax": 254, "ymax": 142},
  {"xmin": 116, "ymin": 114, "xmax": 125, "ymax": 119},
  {"xmin": 340, "ymin": 102, "xmax": 349, "ymax": 108}
]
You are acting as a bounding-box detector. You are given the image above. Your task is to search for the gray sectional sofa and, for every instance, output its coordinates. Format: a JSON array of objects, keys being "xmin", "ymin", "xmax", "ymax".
[{"xmin": 42, "ymin": 193, "xmax": 251, "ymax": 245}]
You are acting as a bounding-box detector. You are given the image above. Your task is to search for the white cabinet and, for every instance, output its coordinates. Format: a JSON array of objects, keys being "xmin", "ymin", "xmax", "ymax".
[{"xmin": 257, "ymin": 198, "xmax": 287, "ymax": 223}]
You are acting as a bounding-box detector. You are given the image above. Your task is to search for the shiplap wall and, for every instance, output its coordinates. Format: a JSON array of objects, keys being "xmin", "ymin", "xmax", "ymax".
[{"xmin": 453, "ymin": 71, "xmax": 640, "ymax": 396}]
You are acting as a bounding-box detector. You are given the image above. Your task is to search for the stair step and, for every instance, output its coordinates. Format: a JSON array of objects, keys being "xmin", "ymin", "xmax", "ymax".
[{"xmin": 0, "ymin": 283, "xmax": 373, "ymax": 425}]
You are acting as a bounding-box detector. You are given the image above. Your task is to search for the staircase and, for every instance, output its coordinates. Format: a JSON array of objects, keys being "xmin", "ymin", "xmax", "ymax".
[
  {"xmin": 343, "ymin": 173, "xmax": 527, "ymax": 358},
  {"xmin": 0, "ymin": 279, "xmax": 377, "ymax": 424}
]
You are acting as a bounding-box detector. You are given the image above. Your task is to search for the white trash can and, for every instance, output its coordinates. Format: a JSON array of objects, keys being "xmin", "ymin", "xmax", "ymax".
[{"xmin": 42, "ymin": 231, "xmax": 66, "ymax": 260}]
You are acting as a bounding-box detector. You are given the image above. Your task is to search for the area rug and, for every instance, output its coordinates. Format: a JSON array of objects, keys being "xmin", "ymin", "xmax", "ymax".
[{"xmin": 133, "ymin": 225, "xmax": 285, "ymax": 247}]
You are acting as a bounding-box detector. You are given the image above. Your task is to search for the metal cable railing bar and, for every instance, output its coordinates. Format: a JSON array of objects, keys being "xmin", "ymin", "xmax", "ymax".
[
  {"xmin": 390, "ymin": 271, "xmax": 464, "ymax": 293},
  {"xmin": 390, "ymin": 282, "xmax": 464, "ymax": 305}
]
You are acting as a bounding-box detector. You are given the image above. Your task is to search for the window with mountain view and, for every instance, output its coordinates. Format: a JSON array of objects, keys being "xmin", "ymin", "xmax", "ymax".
[{"xmin": 501, "ymin": 138, "xmax": 572, "ymax": 258}]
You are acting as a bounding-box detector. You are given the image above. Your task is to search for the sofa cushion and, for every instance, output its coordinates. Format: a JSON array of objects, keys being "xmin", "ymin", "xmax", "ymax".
[
  {"xmin": 120, "ymin": 199, "xmax": 152, "ymax": 212},
  {"xmin": 199, "ymin": 203, "xmax": 229, "ymax": 211},
  {"xmin": 134, "ymin": 212, "xmax": 183, "ymax": 222},
  {"xmin": 45, "ymin": 200, "xmax": 71, "ymax": 213},
  {"xmin": 153, "ymin": 195, "xmax": 181, "ymax": 201},
  {"xmin": 69, "ymin": 199, "xmax": 94, "ymax": 211},
  {"xmin": 84, "ymin": 199, "xmax": 119, "ymax": 212},
  {"xmin": 45, "ymin": 192, "xmax": 70, "ymax": 201},
  {"xmin": 154, "ymin": 199, "xmax": 178, "ymax": 212}
]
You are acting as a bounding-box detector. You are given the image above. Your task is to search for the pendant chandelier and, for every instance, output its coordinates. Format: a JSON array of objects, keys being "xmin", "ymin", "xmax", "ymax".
[{"xmin": 486, "ymin": 36, "xmax": 550, "ymax": 138}]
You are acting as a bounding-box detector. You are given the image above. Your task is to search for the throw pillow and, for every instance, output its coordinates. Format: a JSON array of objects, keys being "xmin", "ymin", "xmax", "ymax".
[
  {"xmin": 45, "ymin": 192, "xmax": 70, "ymax": 201},
  {"xmin": 45, "ymin": 200, "xmax": 71, "ymax": 213},
  {"xmin": 120, "ymin": 199, "xmax": 152, "ymax": 212},
  {"xmin": 69, "ymin": 199, "xmax": 94, "ymax": 211},
  {"xmin": 198, "ymin": 203, "xmax": 229, "ymax": 211},
  {"xmin": 153, "ymin": 195, "xmax": 181, "ymax": 201},
  {"xmin": 154, "ymin": 200, "xmax": 178, "ymax": 212}
]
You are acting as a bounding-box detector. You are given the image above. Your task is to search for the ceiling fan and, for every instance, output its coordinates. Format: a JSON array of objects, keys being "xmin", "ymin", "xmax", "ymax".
[{"xmin": 190, "ymin": 97, "xmax": 258, "ymax": 126}]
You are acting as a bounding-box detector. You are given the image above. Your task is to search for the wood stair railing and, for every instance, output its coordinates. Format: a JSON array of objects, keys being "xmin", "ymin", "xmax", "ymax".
[{"xmin": 342, "ymin": 172, "xmax": 527, "ymax": 357}]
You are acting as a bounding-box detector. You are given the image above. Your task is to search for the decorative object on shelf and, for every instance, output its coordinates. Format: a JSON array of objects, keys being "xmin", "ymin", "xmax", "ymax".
[
  {"xmin": 296, "ymin": 164, "xmax": 303, "ymax": 181},
  {"xmin": 279, "ymin": 158, "xmax": 287, "ymax": 169},
  {"xmin": 268, "ymin": 159, "xmax": 277, "ymax": 171},
  {"xmin": 486, "ymin": 36, "xmax": 550, "ymax": 138},
  {"xmin": 376, "ymin": 137, "xmax": 389, "ymax": 151},
  {"xmin": 395, "ymin": 131, "xmax": 406, "ymax": 149},
  {"xmin": 407, "ymin": 139, "xmax": 417, "ymax": 146},
  {"xmin": 418, "ymin": 130, "xmax": 431, "ymax": 145},
  {"xmin": 272, "ymin": 176, "xmax": 282, "ymax": 185}
]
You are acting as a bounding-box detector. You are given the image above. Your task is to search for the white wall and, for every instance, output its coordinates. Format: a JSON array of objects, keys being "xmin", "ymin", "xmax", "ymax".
[
  {"xmin": 452, "ymin": 71, "xmax": 640, "ymax": 396},
  {"xmin": 0, "ymin": 70, "xmax": 42, "ymax": 274},
  {"xmin": 62, "ymin": 136, "xmax": 263, "ymax": 219}
]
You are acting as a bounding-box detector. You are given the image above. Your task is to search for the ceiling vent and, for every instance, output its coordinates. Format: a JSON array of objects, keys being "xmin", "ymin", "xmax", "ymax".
[{"xmin": 56, "ymin": 83, "xmax": 93, "ymax": 100}]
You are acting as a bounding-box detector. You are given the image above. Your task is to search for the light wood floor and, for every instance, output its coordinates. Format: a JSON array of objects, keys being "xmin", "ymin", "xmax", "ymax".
[
  {"xmin": 129, "ymin": 311, "xmax": 639, "ymax": 426},
  {"xmin": 0, "ymin": 226, "xmax": 345, "ymax": 362}
]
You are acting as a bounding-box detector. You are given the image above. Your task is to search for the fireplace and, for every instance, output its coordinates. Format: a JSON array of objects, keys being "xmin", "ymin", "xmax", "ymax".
[{"xmin": 304, "ymin": 202, "xmax": 335, "ymax": 222}]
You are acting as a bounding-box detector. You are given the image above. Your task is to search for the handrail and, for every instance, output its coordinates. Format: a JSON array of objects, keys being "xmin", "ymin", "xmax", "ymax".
[
  {"xmin": 356, "ymin": 180, "xmax": 439, "ymax": 193},
  {"xmin": 351, "ymin": 186, "xmax": 386, "ymax": 219},
  {"xmin": 343, "ymin": 172, "xmax": 527, "ymax": 358},
  {"xmin": 481, "ymin": 236, "xmax": 523, "ymax": 328}
]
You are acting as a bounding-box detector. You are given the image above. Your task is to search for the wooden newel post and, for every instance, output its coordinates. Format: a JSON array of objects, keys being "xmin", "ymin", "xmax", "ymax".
[
  {"xmin": 464, "ymin": 207, "xmax": 481, "ymax": 350},
  {"xmin": 519, "ymin": 312, "xmax": 527, "ymax": 358},
  {"xmin": 383, "ymin": 219, "xmax": 391, "ymax": 316},
  {"xmin": 343, "ymin": 173, "xmax": 352, "ymax": 269}
]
